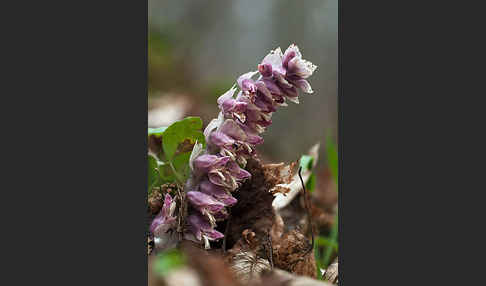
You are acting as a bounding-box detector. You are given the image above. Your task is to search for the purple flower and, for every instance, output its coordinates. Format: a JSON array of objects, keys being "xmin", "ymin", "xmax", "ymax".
[
  {"xmin": 208, "ymin": 131, "xmax": 247, "ymax": 162},
  {"xmin": 207, "ymin": 160, "xmax": 249, "ymax": 191},
  {"xmin": 237, "ymin": 71, "xmax": 259, "ymax": 94},
  {"xmin": 253, "ymin": 93, "xmax": 277, "ymax": 113},
  {"xmin": 227, "ymin": 160, "xmax": 251, "ymax": 181},
  {"xmin": 282, "ymin": 45, "xmax": 298, "ymax": 69},
  {"xmin": 209, "ymin": 130, "xmax": 236, "ymax": 151},
  {"xmin": 187, "ymin": 191, "xmax": 225, "ymax": 226},
  {"xmin": 208, "ymin": 131, "xmax": 234, "ymax": 147},
  {"xmin": 235, "ymin": 120, "xmax": 265, "ymax": 145},
  {"xmin": 186, "ymin": 213, "xmax": 224, "ymax": 249},
  {"xmin": 192, "ymin": 152, "xmax": 250, "ymax": 191},
  {"xmin": 150, "ymin": 194, "xmax": 178, "ymax": 250},
  {"xmin": 273, "ymin": 69, "xmax": 294, "ymax": 89},
  {"xmin": 283, "ymin": 44, "xmax": 316, "ymax": 93},
  {"xmin": 213, "ymin": 207, "xmax": 229, "ymax": 220},
  {"xmin": 258, "ymin": 63, "xmax": 273, "ymax": 78},
  {"xmin": 285, "ymin": 45, "xmax": 317, "ymax": 80},
  {"xmin": 204, "ymin": 112, "xmax": 225, "ymax": 143},
  {"xmin": 289, "ymin": 78, "xmax": 313, "ymax": 94},
  {"xmin": 219, "ymin": 118, "xmax": 266, "ymax": 145},
  {"xmin": 217, "ymin": 86, "xmax": 248, "ymax": 122},
  {"xmin": 261, "ymin": 47, "xmax": 286, "ymax": 75},
  {"xmin": 176, "ymin": 44, "xmax": 317, "ymax": 249},
  {"xmin": 218, "ymin": 119, "xmax": 248, "ymax": 143},
  {"xmin": 193, "ymin": 154, "xmax": 231, "ymax": 174},
  {"xmin": 245, "ymin": 106, "xmax": 272, "ymax": 130},
  {"xmin": 210, "ymin": 119, "xmax": 263, "ymax": 165},
  {"xmin": 198, "ymin": 178, "xmax": 238, "ymax": 206},
  {"xmin": 258, "ymin": 44, "xmax": 317, "ymax": 105}
]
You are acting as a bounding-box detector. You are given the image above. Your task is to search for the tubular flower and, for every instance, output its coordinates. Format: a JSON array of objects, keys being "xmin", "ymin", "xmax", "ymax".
[
  {"xmin": 187, "ymin": 191, "xmax": 225, "ymax": 227},
  {"xmin": 198, "ymin": 178, "xmax": 238, "ymax": 207},
  {"xmin": 180, "ymin": 44, "xmax": 317, "ymax": 249},
  {"xmin": 192, "ymin": 154, "xmax": 250, "ymax": 190},
  {"xmin": 150, "ymin": 194, "xmax": 178, "ymax": 250},
  {"xmin": 186, "ymin": 213, "xmax": 225, "ymax": 249}
]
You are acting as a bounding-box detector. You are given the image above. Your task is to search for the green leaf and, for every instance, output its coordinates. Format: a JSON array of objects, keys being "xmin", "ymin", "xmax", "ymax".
[
  {"xmin": 162, "ymin": 117, "xmax": 205, "ymax": 161},
  {"xmin": 315, "ymin": 236, "xmax": 338, "ymax": 252},
  {"xmin": 153, "ymin": 249, "xmax": 186, "ymax": 277},
  {"xmin": 148, "ymin": 126, "xmax": 168, "ymax": 137},
  {"xmin": 326, "ymin": 136, "xmax": 338, "ymax": 186},
  {"xmin": 315, "ymin": 234, "xmax": 339, "ymax": 279},
  {"xmin": 299, "ymin": 155, "xmax": 314, "ymax": 172},
  {"xmin": 155, "ymin": 152, "xmax": 192, "ymax": 185},
  {"xmin": 306, "ymin": 172, "xmax": 316, "ymax": 193},
  {"xmin": 172, "ymin": 151, "xmax": 192, "ymax": 181},
  {"xmin": 148, "ymin": 154, "xmax": 160, "ymax": 193},
  {"xmin": 323, "ymin": 215, "xmax": 338, "ymax": 267},
  {"xmin": 158, "ymin": 163, "xmax": 176, "ymax": 184},
  {"xmin": 315, "ymin": 246, "xmax": 324, "ymax": 279}
]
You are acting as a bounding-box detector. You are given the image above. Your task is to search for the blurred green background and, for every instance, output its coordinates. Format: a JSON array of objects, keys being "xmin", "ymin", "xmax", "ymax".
[{"xmin": 148, "ymin": 0, "xmax": 337, "ymax": 165}]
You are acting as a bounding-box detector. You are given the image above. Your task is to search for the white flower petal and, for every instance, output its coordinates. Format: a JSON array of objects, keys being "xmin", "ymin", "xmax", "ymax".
[
  {"xmin": 284, "ymin": 43, "xmax": 302, "ymax": 59},
  {"xmin": 238, "ymin": 70, "xmax": 259, "ymax": 81},
  {"xmin": 286, "ymin": 96, "xmax": 299, "ymax": 104},
  {"xmin": 217, "ymin": 85, "xmax": 237, "ymax": 106},
  {"xmin": 262, "ymin": 47, "xmax": 284, "ymax": 72},
  {"xmin": 189, "ymin": 142, "xmax": 204, "ymax": 171},
  {"xmin": 204, "ymin": 111, "xmax": 224, "ymax": 140}
]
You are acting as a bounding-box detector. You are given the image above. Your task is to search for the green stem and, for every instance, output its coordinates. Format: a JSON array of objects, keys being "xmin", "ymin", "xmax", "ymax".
[{"xmin": 169, "ymin": 161, "xmax": 184, "ymax": 185}]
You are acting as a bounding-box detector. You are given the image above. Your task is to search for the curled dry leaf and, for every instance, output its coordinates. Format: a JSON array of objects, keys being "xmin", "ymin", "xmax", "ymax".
[
  {"xmin": 231, "ymin": 251, "xmax": 271, "ymax": 284},
  {"xmin": 272, "ymin": 143, "xmax": 320, "ymax": 211},
  {"xmin": 322, "ymin": 257, "xmax": 338, "ymax": 284},
  {"xmin": 242, "ymin": 229, "xmax": 258, "ymax": 249},
  {"xmin": 269, "ymin": 185, "xmax": 291, "ymax": 196},
  {"xmin": 272, "ymin": 229, "xmax": 317, "ymax": 278},
  {"xmin": 264, "ymin": 162, "xmax": 296, "ymax": 195},
  {"xmin": 225, "ymin": 228, "xmax": 273, "ymax": 285}
]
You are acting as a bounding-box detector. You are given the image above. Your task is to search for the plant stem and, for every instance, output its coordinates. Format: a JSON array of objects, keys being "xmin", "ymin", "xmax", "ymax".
[{"xmin": 169, "ymin": 161, "xmax": 184, "ymax": 186}]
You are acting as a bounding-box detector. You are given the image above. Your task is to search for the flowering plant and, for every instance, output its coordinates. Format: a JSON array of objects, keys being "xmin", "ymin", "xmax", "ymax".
[{"xmin": 148, "ymin": 44, "xmax": 317, "ymax": 250}]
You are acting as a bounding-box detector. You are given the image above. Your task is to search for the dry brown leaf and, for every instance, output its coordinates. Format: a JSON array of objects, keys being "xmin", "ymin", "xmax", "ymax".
[
  {"xmin": 322, "ymin": 257, "xmax": 338, "ymax": 284},
  {"xmin": 231, "ymin": 251, "xmax": 271, "ymax": 284},
  {"xmin": 272, "ymin": 143, "xmax": 320, "ymax": 211}
]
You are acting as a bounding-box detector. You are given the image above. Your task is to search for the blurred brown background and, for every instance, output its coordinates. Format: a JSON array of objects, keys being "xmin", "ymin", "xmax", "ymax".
[{"xmin": 148, "ymin": 0, "xmax": 337, "ymax": 166}]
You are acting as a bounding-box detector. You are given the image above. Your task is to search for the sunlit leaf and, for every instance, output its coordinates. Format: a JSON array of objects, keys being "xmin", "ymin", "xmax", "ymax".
[
  {"xmin": 172, "ymin": 151, "xmax": 192, "ymax": 181},
  {"xmin": 306, "ymin": 173, "xmax": 316, "ymax": 193},
  {"xmin": 148, "ymin": 126, "xmax": 168, "ymax": 137},
  {"xmin": 162, "ymin": 117, "xmax": 205, "ymax": 161},
  {"xmin": 299, "ymin": 155, "xmax": 314, "ymax": 172}
]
